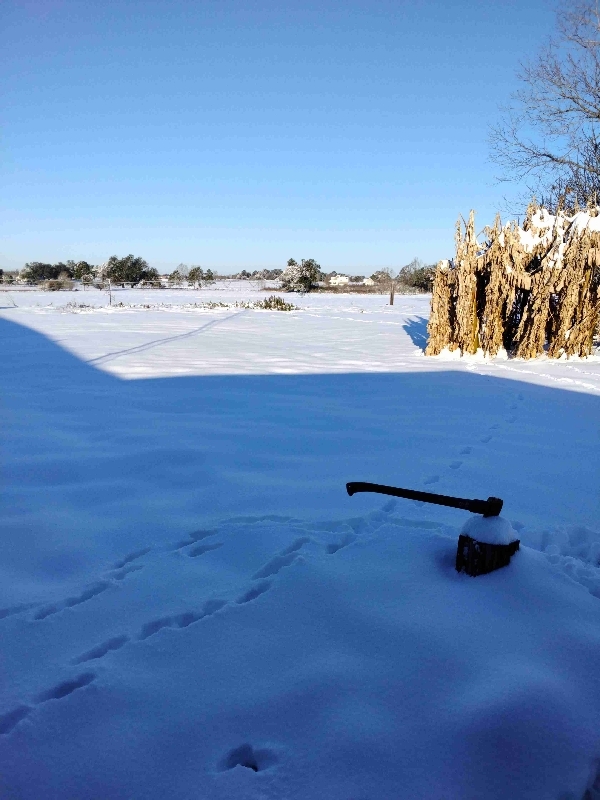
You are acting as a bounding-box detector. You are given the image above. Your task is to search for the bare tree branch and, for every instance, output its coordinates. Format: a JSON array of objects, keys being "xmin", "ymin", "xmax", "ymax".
[{"xmin": 490, "ymin": 0, "xmax": 600, "ymax": 209}]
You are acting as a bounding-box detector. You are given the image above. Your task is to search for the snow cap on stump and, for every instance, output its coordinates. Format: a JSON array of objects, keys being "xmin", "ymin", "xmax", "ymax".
[{"xmin": 460, "ymin": 515, "xmax": 517, "ymax": 545}]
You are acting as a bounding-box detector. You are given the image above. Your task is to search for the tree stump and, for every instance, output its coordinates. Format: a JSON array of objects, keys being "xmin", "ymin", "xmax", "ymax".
[{"xmin": 456, "ymin": 535, "xmax": 520, "ymax": 577}]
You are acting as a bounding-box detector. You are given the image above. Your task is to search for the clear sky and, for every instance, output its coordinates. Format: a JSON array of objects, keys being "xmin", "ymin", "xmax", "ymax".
[{"xmin": 2, "ymin": 0, "xmax": 553, "ymax": 272}]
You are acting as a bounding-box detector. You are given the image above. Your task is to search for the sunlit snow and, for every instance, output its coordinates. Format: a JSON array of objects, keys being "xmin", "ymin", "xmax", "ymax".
[{"xmin": 1, "ymin": 284, "xmax": 600, "ymax": 800}]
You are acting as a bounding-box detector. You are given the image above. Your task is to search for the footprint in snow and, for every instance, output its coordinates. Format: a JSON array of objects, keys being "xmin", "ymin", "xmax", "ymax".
[
  {"xmin": 34, "ymin": 582, "xmax": 111, "ymax": 620},
  {"xmin": 480, "ymin": 435, "xmax": 493, "ymax": 444},
  {"xmin": 0, "ymin": 672, "xmax": 98, "ymax": 735},
  {"xmin": 218, "ymin": 743, "xmax": 278, "ymax": 773},
  {"xmin": 172, "ymin": 530, "xmax": 217, "ymax": 550},
  {"xmin": 326, "ymin": 533, "xmax": 357, "ymax": 554},
  {"xmin": 138, "ymin": 599, "xmax": 227, "ymax": 640},
  {"xmin": 187, "ymin": 542, "xmax": 223, "ymax": 558},
  {"xmin": 459, "ymin": 447, "xmax": 472, "ymax": 455},
  {"xmin": 72, "ymin": 636, "xmax": 129, "ymax": 664},
  {"xmin": 236, "ymin": 582, "xmax": 272, "ymax": 605},
  {"xmin": 109, "ymin": 564, "xmax": 144, "ymax": 581},
  {"xmin": 424, "ymin": 475, "xmax": 440, "ymax": 485},
  {"xmin": 112, "ymin": 548, "xmax": 151, "ymax": 570},
  {"xmin": 252, "ymin": 552, "xmax": 299, "ymax": 579},
  {"xmin": 449, "ymin": 461, "xmax": 463, "ymax": 470}
]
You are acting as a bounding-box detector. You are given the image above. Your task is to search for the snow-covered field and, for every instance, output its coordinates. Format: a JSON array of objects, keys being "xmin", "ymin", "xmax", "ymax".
[{"xmin": 2, "ymin": 285, "xmax": 600, "ymax": 799}]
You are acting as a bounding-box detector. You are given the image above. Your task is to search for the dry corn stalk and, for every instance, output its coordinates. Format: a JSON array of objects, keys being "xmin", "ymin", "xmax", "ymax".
[{"xmin": 426, "ymin": 203, "xmax": 600, "ymax": 359}]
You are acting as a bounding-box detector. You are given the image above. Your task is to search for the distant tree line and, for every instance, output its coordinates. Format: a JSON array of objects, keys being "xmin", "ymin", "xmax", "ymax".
[
  {"xmin": 232, "ymin": 269, "xmax": 284, "ymax": 280},
  {"xmin": 8, "ymin": 254, "xmax": 437, "ymax": 293},
  {"xmin": 223, "ymin": 258, "xmax": 436, "ymax": 293},
  {"xmin": 167, "ymin": 264, "xmax": 215, "ymax": 287},
  {"xmin": 12, "ymin": 256, "xmax": 217, "ymax": 288}
]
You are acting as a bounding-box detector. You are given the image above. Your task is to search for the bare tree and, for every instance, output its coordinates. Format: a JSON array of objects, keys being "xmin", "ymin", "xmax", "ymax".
[{"xmin": 490, "ymin": 0, "xmax": 600, "ymax": 210}]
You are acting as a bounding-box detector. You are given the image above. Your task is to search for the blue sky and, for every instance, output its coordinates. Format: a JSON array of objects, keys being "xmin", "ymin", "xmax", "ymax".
[{"xmin": 2, "ymin": 0, "xmax": 553, "ymax": 271}]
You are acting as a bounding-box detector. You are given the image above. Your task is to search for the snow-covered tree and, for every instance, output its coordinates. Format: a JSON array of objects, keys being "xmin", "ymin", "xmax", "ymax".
[{"xmin": 280, "ymin": 258, "xmax": 320, "ymax": 292}]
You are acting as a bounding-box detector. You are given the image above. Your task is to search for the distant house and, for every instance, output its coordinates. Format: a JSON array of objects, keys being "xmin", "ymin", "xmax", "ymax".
[
  {"xmin": 362, "ymin": 277, "xmax": 375, "ymax": 286},
  {"xmin": 330, "ymin": 275, "xmax": 350, "ymax": 286}
]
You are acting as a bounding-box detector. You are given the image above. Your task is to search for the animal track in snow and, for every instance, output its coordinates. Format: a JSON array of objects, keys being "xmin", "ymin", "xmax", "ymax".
[
  {"xmin": 138, "ymin": 599, "xmax": 227, "ymax": 640},
  {"xmin": 187, "ymin": 542, "xmax": 223, "ymax": 558},
  {"xmin": 236, "ymin": 582, "xmax": 272, "ymax": 605},
  {"xmin": 459, "ymin": 447, "xmax": 472, "ymax": 455},
  {"xmin": 424, "ymin": 475, "xmax": 440, "ymax": 485},
  {"xmin": 480, "ymin": 435, "xmax": 493, "ymax": 444},
  {"xmin": 449, "ymin": 461, "xmax": 462, "ymax": 470},
  {"xmin": 0, "ymin": 603, "xmax": 35, "ymax": 620},
  {"xmin": 72, "ymin": 636, "xmax": 129, "ymax": 664},
  {"xmin": 173, "ymin": 530, "xmax": 217, "ymax": 550},
  {"xmin": 34, "ymin": 582, "xmax": 111, "ymax": 620},
  {"xmin": 109, "ymin": 564, "xmax": 144, "ymax": 581},
  {"xmin": 35, "ymin": 672, "xmax": 96, "ymax": 703},
  {"xmin": 489, "ymin": 424, "xmax": 500, "ymax": 430},
  {"xmin": 113, "ymin": 548, "xmax": 151, "ymax": 569},
  {"xmin": 0, "ymin": 705, "xmax": 32, "ymax": 735},
  {"xmin": 252, "ymin": 553, "xmax": 298, "ymax": 579},
  {"xmin": 507, "ymin": 415, "xmax": 517, "ymax": 423},
  {"xmin": 218, "ymin": 743, "xmax": 278, "ymax": 773},
  {"xmin": 280, "ymin": 536, "xmax": 311, "ymax": 555},
  {"xmin": 326, "ymin": 533, "xmax": 357, "ymax": 555},
  {"xmin": 225, "ymin": 514, "xmax": 296, "ymax": 526},
  {"xmin": 0, "ymin": 673, "xmax": 97, "ymax": 731}
]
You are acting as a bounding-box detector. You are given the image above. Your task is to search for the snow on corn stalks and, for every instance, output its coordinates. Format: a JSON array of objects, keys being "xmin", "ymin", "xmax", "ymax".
[{"xmin": 426, "ymin": 203, "xmax": 600, "ymax": 359}]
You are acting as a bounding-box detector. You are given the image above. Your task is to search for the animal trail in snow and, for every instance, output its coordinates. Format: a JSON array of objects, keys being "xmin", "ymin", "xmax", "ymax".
[
  {"xmin": 138, "ymin": 599, "xmax": 227, "ymax": 640},
  {"xmin": 72, "ymin": 636, "xmax": 129, "ymax": 664},
  {"xmin": 34, "ymin": 582, "xmax": 111, "ymax": 620},
  {"xmin": 35, "ymin": 672, "xmax": 96, "ymax": 703},
  {"xmin": 172, "ymin": 529, "xmax": 217, "ymax": 550},
  {"xmin": 113, "ymin": 547, "xmax": 152, "ymax": 570},
  {"xmin": 236, "ymin": 581, "xmax": 272, "ymax": 605},
  {"xmin": 187, "ymin": 542, "xmax": 223, "ymax": 558},
  {"xmin": 326, "ymin": 533, "xmax": 357, "ymax": 554},
  {"xmin": 280, "ymin": 536, "xmax": 311, "ymax": 555},
  {"xmin": 109, "ymin": 564, "xmax": 144, "ymax": 581},
  {"xmin": 252, "ymin": 552, "xmax": 298, "ymax": 579},
  {"xmin": 0, "ymin": 706, "xmax": 32, "ymax": 735},
  {"xmin": 0, "ymin": 603, "xmax": 35, "ymax": 620}
]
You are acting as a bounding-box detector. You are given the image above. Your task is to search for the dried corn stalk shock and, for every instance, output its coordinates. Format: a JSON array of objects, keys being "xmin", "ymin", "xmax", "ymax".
[{"xmin": 426, "ymin": 202, "xmax": 600, "ymax": 360}]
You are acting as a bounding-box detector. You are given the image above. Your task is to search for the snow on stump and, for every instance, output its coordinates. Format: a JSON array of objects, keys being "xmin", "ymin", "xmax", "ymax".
[{"xmin": 456, "ymin": 515, "xmax": 520, "ymax": 577}]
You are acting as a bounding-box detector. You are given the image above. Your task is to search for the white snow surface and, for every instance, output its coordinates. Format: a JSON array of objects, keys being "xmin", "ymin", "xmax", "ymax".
[
  {"xmin": 460, "ymin": 514, "xmax": 518, "ymax": 545},
  {"xmin": 2, "ymin": 285, "xmax": 600, "ymax": 800}
]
